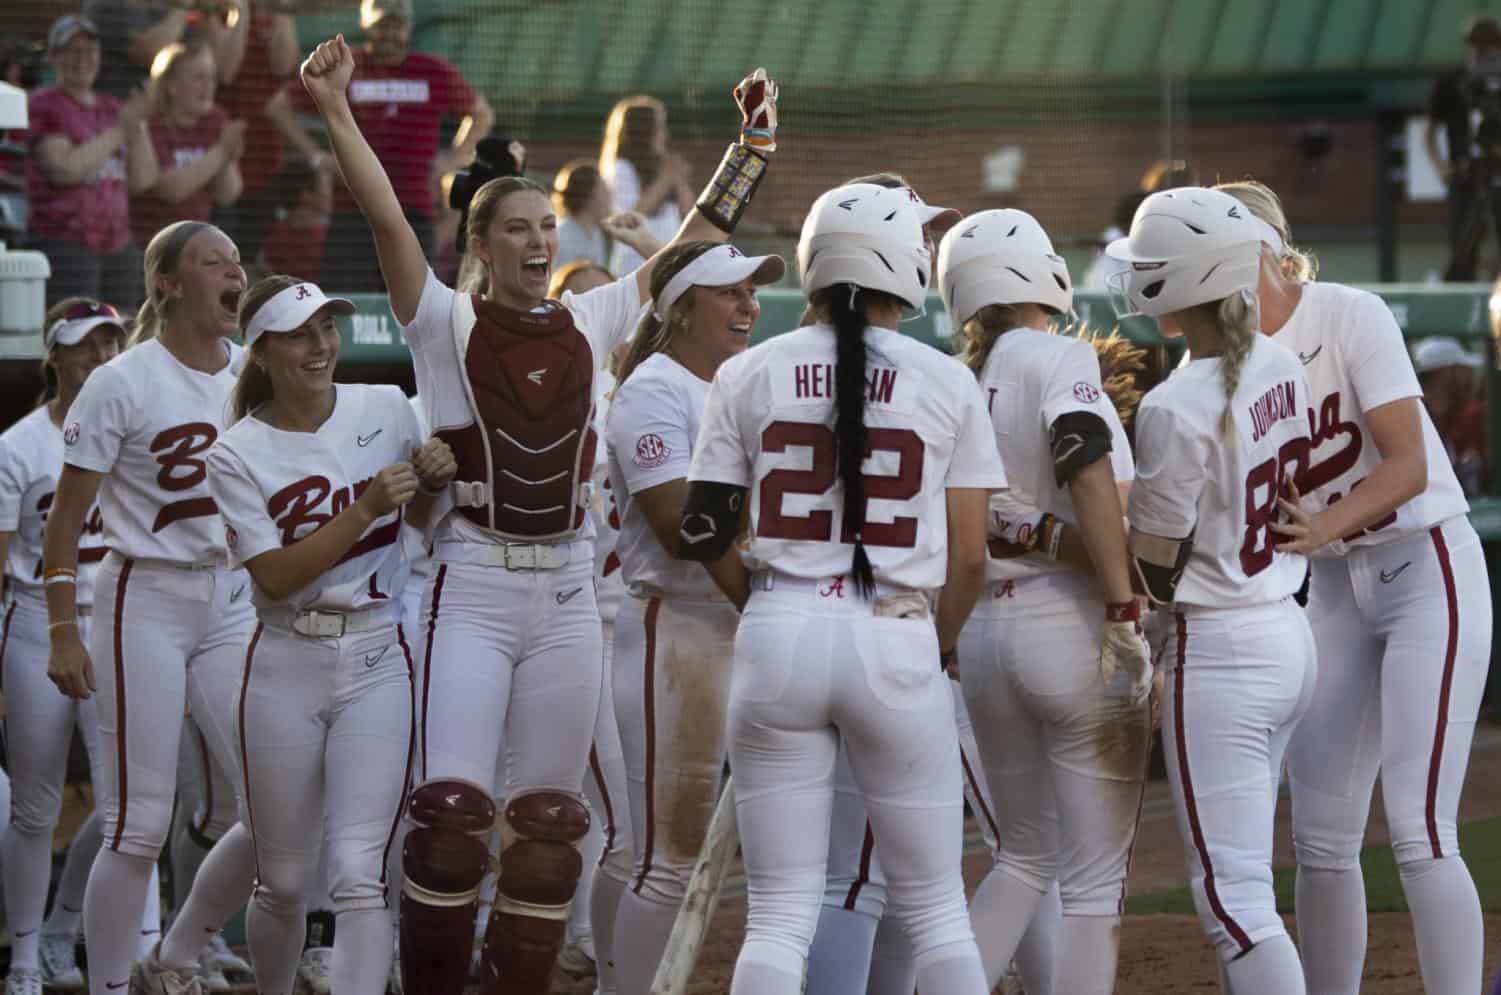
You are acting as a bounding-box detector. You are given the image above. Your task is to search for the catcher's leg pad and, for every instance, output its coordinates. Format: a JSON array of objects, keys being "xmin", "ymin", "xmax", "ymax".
[
  {"xmin": 400, "ymin": 778, "xmax": 496, "ymax": 995},
  {"xmin": 479, "ymin": 788, "xmax": 591, "ymax": 995}
]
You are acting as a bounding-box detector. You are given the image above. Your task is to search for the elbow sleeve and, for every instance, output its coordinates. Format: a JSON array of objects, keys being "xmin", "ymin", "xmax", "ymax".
[
  {"xmin": 677, "ymin": 481, "xmax": 745, "ymax": 562},
  {"xmin": 1049, "ymin": 411, "xmax": 1113, "ymax": 488}
]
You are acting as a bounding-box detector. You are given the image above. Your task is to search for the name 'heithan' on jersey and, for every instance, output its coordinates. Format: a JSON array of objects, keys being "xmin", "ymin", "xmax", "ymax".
[{"xmin": 792, "ymin": 363, "xmax": 898, "ymax": 404}]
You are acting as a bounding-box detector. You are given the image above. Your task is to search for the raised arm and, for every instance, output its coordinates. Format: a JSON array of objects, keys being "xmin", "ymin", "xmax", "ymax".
[{"xmin": 301, "ymin": 35, "xmax": 428, "ymax": 323}]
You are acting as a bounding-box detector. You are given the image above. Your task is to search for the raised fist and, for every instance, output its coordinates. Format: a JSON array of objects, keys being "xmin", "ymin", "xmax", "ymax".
[
  {"xmin": 301, "ymin": 34, "xmax": 355, "ymax": 107},
  {"xmin": 733, "ymin": 67, "xmax": 779, "ymax": 153}
]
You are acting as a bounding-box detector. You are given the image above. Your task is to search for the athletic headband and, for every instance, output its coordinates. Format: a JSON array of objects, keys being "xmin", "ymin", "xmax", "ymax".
[
  {"xmin": 652, "ymin": 244, "xmax": 786, "ymax": 322},
  {"xmin": 243, "ymin": 282, "xmax": 356, "ymax": 348}
]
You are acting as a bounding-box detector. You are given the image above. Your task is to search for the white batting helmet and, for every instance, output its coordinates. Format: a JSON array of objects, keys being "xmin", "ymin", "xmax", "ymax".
[
  {"xmin": 797, "ymin": 183, "xmax": 931, "ymax": 312},
  {"xmin": 1104, "ymin": 187, "xmax": 1261, "ymax": 318},
  {"xmin": 937, "ymin": 209, "xmax": 1072, "ymax": 325}
]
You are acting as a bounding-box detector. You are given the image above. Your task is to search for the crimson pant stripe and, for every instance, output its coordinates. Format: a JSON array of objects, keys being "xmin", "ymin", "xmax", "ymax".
[
  {"xmin": 589, "ymin": 745, "xmax": 616, "ymax": 867},
  {"xmin": 842, "ymin": 821, "xmax": 877, "ymax": 911},
  {"xmin": 960, "ymin": 745, "xmax": 1001, "ymax": 845},
  {"xmin": 381, "ymin": 624, "xmax": 417, "ymax": 891},
  {"xmin": 1426, "ymin": 526, "xmax": 1461, "ymax": 859},
  {"xmin": 419, "ymin": 565, "xmax": 447, "ymax": 779},
  {"xmin": 237, "ymin": 623, "xmax": 264, "ymax": 880},
  {"xmin": 1173, "ymin": 612, "xmax": 1252, "ymax": 953},
  {"xmin": 108, "ymin": 559, "xmax": 133, "ymax": 852},
  {"xmin": 632, "ymin": 597, "xmax": 662, "ymax": 895},
  {"xmin": 0, "ymin": 601, "xmax": 14, "ymax": 756}
]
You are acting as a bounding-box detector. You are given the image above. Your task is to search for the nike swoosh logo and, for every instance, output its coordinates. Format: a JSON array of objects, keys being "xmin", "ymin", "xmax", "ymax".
[
  {"xmin": 357, "ymin": 429, "xmax": 382, "ymax": 447},
  {"xmin": 14, "ymin": 929, "xmax": 36, "ymax": 938},
  {"xmin": 556, "ymin": 586, "xmax": 584, "ymax": 605},
  {"xmin": 106, "ymin": 983, "xmax": 128, "ymax": 991},
  {"xmin": 365, "ymin": 647, "xmax": 388, "ymax": 668},
  {"xmin": 1379, "ymin": 561, "xmax": 1412, "ymax": 583},
  {"xmin": 1299, "ymin": 345, "xmax": 1322, "ymax": 365},
  {"xmin": 231, "ymin": 584, "xmax": 247, "ymax": 602}
]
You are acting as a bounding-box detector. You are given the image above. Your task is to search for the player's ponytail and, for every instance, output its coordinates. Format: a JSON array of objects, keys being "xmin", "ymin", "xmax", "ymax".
[
  {"xmin": 956, "ymin": 303, "xmax": 1028, "ymax": 373},
  {"xmin": 810, "ymin": 283, "xmax": 883, "ymax": 598},
  {"xmin": 1213, "ymin": 290, "xmax": 1259, "ymax": 440},
  {"xmin": 132, "ymin": 220, "xmax": 214, "ymax": 347},
  {"xmin": 613, "ymin": 240, "xmax": 718, "ymax": 385},
  {"xmin": 229, "ymin": 275, "xmax": 298, "ymax": 422}
]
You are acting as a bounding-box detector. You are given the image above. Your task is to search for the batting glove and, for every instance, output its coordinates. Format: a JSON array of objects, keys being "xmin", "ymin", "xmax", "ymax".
[
  {"xmin": 1100, "ymin": 600, "xmax": 1152, "ymax": 705},
  {"xmin": 734, "ymin": 67, "xmax": 778, "ymax": 153}
]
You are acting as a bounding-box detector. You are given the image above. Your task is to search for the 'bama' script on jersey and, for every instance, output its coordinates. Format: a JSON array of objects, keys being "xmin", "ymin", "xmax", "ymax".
[{"xmin": 63, "ymin": 338, "xmax": 239, "ymax": 564}]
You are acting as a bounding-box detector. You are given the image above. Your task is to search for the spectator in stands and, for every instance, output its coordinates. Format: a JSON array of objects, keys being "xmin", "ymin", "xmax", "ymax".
[
  {"xmin": 548, "ymin": 259, "xmax": 612, "ymax": 299},
  {"xmin": 1414, "ymin": 336, "xmax": 1488, "ymax": 496},
  {"xmin": 266, "ymin": 0, "xmax": 494, "ymax": 292},
  {"xmin": 214, "ymin": 0, "xmax": 299, "ymax": 255},
  {"xmin": 1427, "ymin": 14, "xmax": 1501, "ymax": 281},
  {"xmin": 129, "ymin": 39, "xmax": 245, "ymax": 252},
  {"xmin": 82, "ymin": 0, "xmax": 190, "ymax": 99},
  {"xmin": 553, "ymin": 158, "xmax": 612, "ymax": 268},
  {"xmin": 599, "ymin": 95, "xmax": 693, "ymax": 274},
  {"xmin": 253, "ymin": 157, "xmax": 331, "ymax": 282},
  {"xmin": 23, "ymin": 15, "xmax": 158, "ymax": 308}
]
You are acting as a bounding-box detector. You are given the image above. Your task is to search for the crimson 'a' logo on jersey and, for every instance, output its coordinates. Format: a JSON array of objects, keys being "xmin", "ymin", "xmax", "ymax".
[
  {"xmin": 150, "ymin": 423, "xmax": 219, "ymax": 532},
  {"xmin": 634, "ymin": 433, "xmax": 670, "ymax": 469}
]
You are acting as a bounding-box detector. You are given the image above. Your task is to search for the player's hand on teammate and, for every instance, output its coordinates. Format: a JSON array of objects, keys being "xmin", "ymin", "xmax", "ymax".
[
  {"xmin": 733, "ymin": 67, "xmax": 779, "ymax": 153},
  {"xmin": 1272, "ymin": 476, "xmax": 1331, "ymax": 554},
  {"xmin": 301, "ymin": 34, "xmax": 356, "ymax": 106},
  {"xmin": 48, "ymin": 627, "xmax": 96, "ymax": 700},
  {"xmin": 360, "ymin": 462, "xmax": 421, "ymax": 518},
  {"xmin": 412, "ymin": 438, "xmax": 457, "ymax": 493},
  {"xmin": 1099, "ymin": 601, "xmax": 1152, "ymax": 705}
]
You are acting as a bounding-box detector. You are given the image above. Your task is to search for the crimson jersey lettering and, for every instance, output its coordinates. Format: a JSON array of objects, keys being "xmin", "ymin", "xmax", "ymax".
[
  {"xmin": 1302, "ymin": 392, "xmax": 1395, "ymax": 539},
  {"xmin": 266, "ymin": 473, "xmax": 397, "ymax": 566},
  {"xmin": 150, "ymin": 422, "xmax": 219, "ymax": 532}
]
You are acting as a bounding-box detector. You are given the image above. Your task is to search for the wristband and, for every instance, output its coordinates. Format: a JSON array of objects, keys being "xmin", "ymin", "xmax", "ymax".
[
  {"xmin": 1105, "ymin": 600, "xmax": 1141, "ymax": 624},
  {"xmin": 49, "ymin": 619, "xmax": 78, "ymax": 632},
  {"xmin": 43, "ymin": 566, "xmax": 76, "ymax": 579},
  {"xmin": 1038, "ymin": 514, "xmax": 1066, "ymax": 561},
  {"xmin": 696, "ymin": 143, "xmax": 768, "ymax": 234}
]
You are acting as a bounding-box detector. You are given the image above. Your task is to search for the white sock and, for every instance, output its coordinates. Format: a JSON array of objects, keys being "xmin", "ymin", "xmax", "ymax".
[
  {"xmin": 1399, "ymin": 855, "xmax": 1483, "ymax": 995},
  {"xmin": 247, "ymin": 888, "xmax": 305, "ymax": 995},
  {"xmin": 964, "ymin": 867, "xmax": 1046, "ymax": 989},
  {"xmin": 805, "ymin": 907, "xmax": 878, "ymax": 994},
  {"xmin": 1226, "ymin": 934, "xmax": 1305, "ymax": 994},
  {"xmin": 47, "ymin": 812, "xmax": 103, "ymax": 939},
  {"xmin": 864, "ymin": 914, "xmax": 914, "ymax": 995},
  {"xmin": 912, "ymin": 939, "xmax": 988, "ymax": 995},
  {"xmin": 1013, "ymin": 881, "xmax": 1060, "ymax": 995},
  {"xmin": 332, "ymin": 908, "xmax": 393, "ymax": 994},
  {"xmin": 730, "ymin": 940, "xmax": 806, "ymax": 995},
  {"xmin": 611, "ymin": 887, "xmax": 681, "ymax": 995},
  {"xmin": 159, "ymin": 822, "xmax": 254, "ymax": 970},
  {"xmin": 3, "ymin": 824, "xmax": 56, "ymax": 968},
  {"xmin": 1052, "ymin": 915, "xmax": 1121, "ymax": 994},
  {"xmin": 139, "ymin": 864, "xmax": 163, "ymax": 959},
  {"xmin": 1294, "ymin": 865, "xmax": 1365, "ymax": 995},
  {"xmin": 590, "ymin": 869, "xmax": 628, "ymax": 994},
  {"xmin": 566, "ymin": 815, "xmax": 605, "ymax": 946},
  {"xmin": 83, "ymin": 848, "xmax": 155, "ymax": 994}
]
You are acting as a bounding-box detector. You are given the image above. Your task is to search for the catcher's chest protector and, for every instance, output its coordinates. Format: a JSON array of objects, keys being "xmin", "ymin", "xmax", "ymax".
[{"xmin": 439, "ymin": 295, "xmax": 597, "ymax": 540}]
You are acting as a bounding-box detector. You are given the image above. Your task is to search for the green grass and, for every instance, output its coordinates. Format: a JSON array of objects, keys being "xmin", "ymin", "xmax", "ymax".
[{"xmin": 1126, "ymin": 816, "xmax": 1501, "ymax": 916}]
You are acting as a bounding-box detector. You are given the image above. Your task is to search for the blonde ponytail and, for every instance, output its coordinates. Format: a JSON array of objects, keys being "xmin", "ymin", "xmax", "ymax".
[
  {"xmin": 131, "ymin": 220, "xmax": 215, "ymax": 347},
  {"xmin": 1215, "ymin": 291, "xmax": 1259, "ymax": 440},
  {"xmin": 956, "ymin": 304, "xmax": 1024, "ymax": 373},
  {"xmin": 1213, "ymin": 179, "xmax": 1318, "ymax": 284}
]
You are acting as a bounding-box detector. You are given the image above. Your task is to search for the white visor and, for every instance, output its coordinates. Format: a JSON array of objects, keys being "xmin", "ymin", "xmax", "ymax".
[
  {"xmin": 46, "ymin": 314, "xmax": 125, "ymax": 349},
  {"xmin": 900, "ymin": 187, "xmax": 962, "ymax": 233},
  {"xmin": 244, "ymin": 282, "xmax": 356, "ymax": 348},
  {"xmin": 1248, "ymin": 214, "xmax": 1285, "ymax": 256},
  {"xmin": 653, "ymin": 245, "xmax": 786, "ymax": 322}
]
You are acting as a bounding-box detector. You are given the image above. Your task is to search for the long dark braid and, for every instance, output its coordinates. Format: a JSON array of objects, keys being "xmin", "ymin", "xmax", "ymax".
[{"xmin": 823, "ymin": 284, "xmax": 876, "ymax": 598}]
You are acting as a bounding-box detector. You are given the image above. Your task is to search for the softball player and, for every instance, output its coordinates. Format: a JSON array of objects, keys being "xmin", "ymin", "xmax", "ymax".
[
  {"xmin": 205, "ymin": 275, "xmax": 455, "ymax": 995},
  {"xmin": 0, "ymin": 300, "xmax": 120, "ymax": 994},
  {"xmin": 936, "ymin": 209, "xmax": 1148, "ymax": 994},
  {"xmin": 680, "ymin": 183, "xmax": 1005, "ymax": 995},
  {"xmin": 1221, "ymin": 179, "xmax": 1493, "ymax": 995},
  {"xmin": 42, "ymin": 220, "xmax": 259, "ymax": 995},
  {"xmin": 299, "ymin": 33, "xmax": 779, "ymax": 992},
  {"xmin": 605, "ymin": 241, "xmax": 783, "ymax": 994},
  {"xmin": 1107, "ymin": 187, "xmax": 1316, "ymax": 991}
]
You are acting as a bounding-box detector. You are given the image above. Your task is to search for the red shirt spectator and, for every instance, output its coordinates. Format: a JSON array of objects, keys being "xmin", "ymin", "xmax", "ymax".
[
  {"xmin": 25, "ymin": 87, "xmax": 131, "ymax": 253},
  {"xmin": 255, "ymin": 158, "xmax": 332, "ymax": 282},
  {"xmin": 217, "ymin": 9, "xmax": 296, "ymax": 200},
  {"xmin": 258, "ymin": 217, "xmax": 327, "ymax": 282},
  {"xmin": 132, "ymin": 103, "xmax": 231, "ymax": 248},
  {"xmin": 284, "ymin": 48, "xmax": 476, "ymax": 220}
]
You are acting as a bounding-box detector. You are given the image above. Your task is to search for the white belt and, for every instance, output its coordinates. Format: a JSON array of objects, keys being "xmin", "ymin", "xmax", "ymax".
[
  {"xmin": 749, "ymin": 571, "xmax": 932, "ymax": 618},
  {"xmin": 111, "ymin": 551, "xmax": 230, "ymax": 572},
  {"xmin": 435, "ymin": 539, "xmax": 577, "ymax": 571},
  {"xmin": 265, "ymin": 606, "xmax": 397, "ymax": 639}
]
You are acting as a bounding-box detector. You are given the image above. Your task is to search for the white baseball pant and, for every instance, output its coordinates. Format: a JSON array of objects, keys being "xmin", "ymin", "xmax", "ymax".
[
  {"xmin": 611, "ymin": 591, "xmax": 738, "ymax": 995},
  {"xmin": 239, "ymin": 617, "xmax": 413, "ymax": 995},
  {"xmin": 726, "ymin": 575, "xmax": 986, "ymax": 995},
  {"xmin": 588, "ymin": 618, "xmax": 633, "ymax": 995},
  {"xmin": 0, "ymin": 588, "xmax": 103, "ymax": 971},
  {"xmin": 1288, "ymin": 516, "xmax": 1491, "ymax": 995},
  {"xmin": 1162, "ymin": 598, "xmax": 1314, "ymax": 986}
]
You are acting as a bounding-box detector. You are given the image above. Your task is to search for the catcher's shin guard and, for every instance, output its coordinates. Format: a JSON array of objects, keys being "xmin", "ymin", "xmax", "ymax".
[
  {"xmin": 399, "ymin": 779, "xmax": 496, "ymax": 995},
  {"xmin": 478, "ymin": 788, "xmax": 591, "ymax": 994}
]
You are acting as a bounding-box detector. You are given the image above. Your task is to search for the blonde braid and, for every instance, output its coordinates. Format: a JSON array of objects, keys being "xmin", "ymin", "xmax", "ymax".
[{"xmin": 1216, "ymin": 292, "xmax": 1259, "ymax": 440}]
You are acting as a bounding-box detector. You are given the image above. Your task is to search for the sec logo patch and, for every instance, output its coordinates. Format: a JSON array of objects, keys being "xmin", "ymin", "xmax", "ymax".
[
  {"xmin": 1073, "ymin": 382, "xmax": 1101, "ymax": 404},
  {"xmin": 634, "ymin": 433, "xmax": 671, "ymax": 469},
  {"xmin": 63, "ymin": 423, "xmax": 81, "ymax": 445}
]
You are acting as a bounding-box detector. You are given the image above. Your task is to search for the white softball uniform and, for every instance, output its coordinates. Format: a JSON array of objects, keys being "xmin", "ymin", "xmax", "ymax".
[
  {"xmin": 0, "ymin": 405, "xmax": 109, "ymax": 967},
  {"xmin": 953, "ymin": 326, "xmax": 1147, "ymax": 993},
  {"xmin": 1130, "ymin": 335, "xmax": 1317, "ymax": 969},
  {"xmin": 400, "ymin": 393, "xmax": 432, "ymax": 638},
  {"xmin": 402, "ymin": 267, "xmax": 642, "ymax": 798},
  {"xmin": 62, "ymin": 337, "xmax": 253, "ymax": 861},
  {"xmin": 605, "ymin": 353, "xmax": 738, "ymax": 994},
  {"xmin": 1273, "ymin": 283, "xmax": 1491, "ymax": 993},
  {"xmin": 690, "ymin": 323, "xmax": 1006, "ymax": 995}
]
